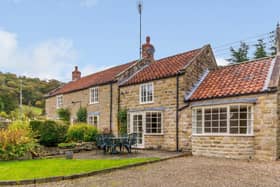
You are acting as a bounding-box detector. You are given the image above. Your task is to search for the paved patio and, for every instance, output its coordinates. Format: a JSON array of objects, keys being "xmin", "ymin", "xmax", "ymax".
[{"xmin": 18, "ymin": 156, "xmax": 280, "ymax": 187}]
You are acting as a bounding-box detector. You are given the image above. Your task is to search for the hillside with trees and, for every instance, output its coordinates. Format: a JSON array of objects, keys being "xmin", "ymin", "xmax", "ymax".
[{"xmin": 0, "ymin": 72, "xmax": 62, "ymax": 115}]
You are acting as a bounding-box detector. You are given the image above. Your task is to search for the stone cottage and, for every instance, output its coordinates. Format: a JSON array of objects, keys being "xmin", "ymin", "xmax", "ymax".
[{"xmin": 46, "ymin": 35, "xmax": 280, "ymax": 160}]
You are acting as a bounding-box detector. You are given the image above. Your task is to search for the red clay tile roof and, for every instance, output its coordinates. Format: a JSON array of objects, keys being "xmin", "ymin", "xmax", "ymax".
[
  {"xmin": 187, "ymin": 57, "xmax": 275, "ymax": 101},
  {"xmin": 122, "ymin": 48, "xmax": 202, "ymax": 86},
  {"xmin": 48, "ymin": 61, "xmax": 135, "ymax": 97}
]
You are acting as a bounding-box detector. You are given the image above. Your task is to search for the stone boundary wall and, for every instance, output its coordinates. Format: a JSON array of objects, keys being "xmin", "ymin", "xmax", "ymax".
[
  {"xmin": 192, "ymin": 136, "xmax": 254, "ymax": 159},
  {"xmin": 39, "ymin": 142, "xmax": 96, "ymax": 157}
]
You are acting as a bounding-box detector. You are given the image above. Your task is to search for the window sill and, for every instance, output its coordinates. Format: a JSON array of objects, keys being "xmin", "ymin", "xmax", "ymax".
[
  {"xmin": 140, "ymin": 101, "xmax": 154, "ymax": 105},
  {"xmin": 192, "ymin": 134, "xmax": 254, "ymax": 137},
  {"xmin": 88, "ymin": 102, "xmax": 99, "ymax": 105},
  {"xmin": 144, "ymin": 133, "xmax": 164, "ymax": 136}
]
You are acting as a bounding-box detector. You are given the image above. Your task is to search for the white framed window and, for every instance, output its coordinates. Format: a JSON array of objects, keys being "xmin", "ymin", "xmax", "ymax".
[
  {"xmin": 192, "ymin": 104, "xmax": 253, "ymax": 136},
  {"xmin": 145, "ymin": 112, "xmax": 163, "ymax": 134},
  {"xmin": 56, "ymin": 95, "xmax": 63, "ymax": 109},
  {"xmin": 89, "ymin": 87, "xmax": 99, "ymax": 104},
  {"xmin": 128, "ymin": 111, "xmax": 163, "ymax": 135},
  {"xmin": 88, "ymin": 114, "xmax": 99, "ymax": 127},
  {"xmin": 140, "ymin": 82, "xmax": 154, "ymax": 104}
]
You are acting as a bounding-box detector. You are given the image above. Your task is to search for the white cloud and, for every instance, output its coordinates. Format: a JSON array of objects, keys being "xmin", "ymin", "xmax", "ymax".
[
  {"xmin": 80, "ymin": 0, "xmax": 98, "ymax": 8},
  {"xmin": 80, "ymin": 64, "xmax": 116, "ymax": 77},
  {"xmin": 216, "ymin": 57, "xmax": 230, "ymax": 66},
  {"xmin": 0, "ymin": 29, "xmax": 77, "ymax": 81}
]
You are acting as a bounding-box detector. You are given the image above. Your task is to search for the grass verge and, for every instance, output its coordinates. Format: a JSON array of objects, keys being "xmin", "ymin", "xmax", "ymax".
[{"xmin": 0, "ymin": 158, "xmax": 159, "ymax": 181}]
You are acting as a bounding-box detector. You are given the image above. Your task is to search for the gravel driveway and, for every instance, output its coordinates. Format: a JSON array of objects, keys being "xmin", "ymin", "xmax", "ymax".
[{"xmin": 18, "ymin": 156, "xmax": 280, "ymax": 187}]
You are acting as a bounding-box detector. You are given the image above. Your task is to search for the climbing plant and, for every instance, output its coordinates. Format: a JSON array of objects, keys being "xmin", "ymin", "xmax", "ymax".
[{"xmin": 118, "ymin": 108, "xmax": 127, "ymax": 135}]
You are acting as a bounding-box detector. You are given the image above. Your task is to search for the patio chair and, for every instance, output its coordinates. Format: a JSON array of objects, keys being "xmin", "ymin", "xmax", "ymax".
[
  {"xmin": 96, "ymin": 135, "xmax": 107, "ymax": 154},
  {"xmin": 123, "ymin": 133, "xmax": 137, "ymax": 153}
]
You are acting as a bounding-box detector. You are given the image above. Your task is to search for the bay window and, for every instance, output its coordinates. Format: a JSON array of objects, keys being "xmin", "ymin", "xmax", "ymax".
[{"xmin": 192, "ymin": 104, "xmax": 253, "ymax": 135}]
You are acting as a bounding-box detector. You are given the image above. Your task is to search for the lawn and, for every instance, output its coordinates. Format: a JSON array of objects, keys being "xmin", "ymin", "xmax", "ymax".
[
  {"xmin": 0, "ymin": 158, "xmax": 158, "ymax": 181},
  {"xmin": 22, "ymin": 105, "xmax": 42, "ymax": 116}
]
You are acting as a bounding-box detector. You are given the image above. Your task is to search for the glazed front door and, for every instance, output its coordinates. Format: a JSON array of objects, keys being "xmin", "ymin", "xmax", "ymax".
[{"xmin": 130, "ymin": 113, "xmax": 144, "ymax": 148}]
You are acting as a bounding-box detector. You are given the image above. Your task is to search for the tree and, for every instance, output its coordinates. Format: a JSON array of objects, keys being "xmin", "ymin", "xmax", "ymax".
[
  {"xmin": 253, "ymin": 39, "xmax": 267, "ymax": 59},
  {"xmin": 76, "ymin": 107, "xmax": 87, "ymax": 123},
  {"xmin": 230, "ymin": 42, "xmax": 250, "ymax": 63}
]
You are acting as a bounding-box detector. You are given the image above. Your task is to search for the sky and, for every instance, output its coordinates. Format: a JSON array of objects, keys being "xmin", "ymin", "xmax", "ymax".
[{"xmin": 0, "ymin": 0, "xmax": 279, "ymax": 81}]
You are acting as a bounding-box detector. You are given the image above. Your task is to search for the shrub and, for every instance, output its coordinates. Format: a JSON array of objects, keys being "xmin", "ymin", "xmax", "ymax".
[
  {"xmin": 38, "ymin": 120, "xmax": 68, "ymax": 146},
  {"xmin": 0, "ymin": 122, "xmax": 36, "ymax": 160},
  {"xmin": 9, "ymin": 120, "xmax": 30, "ymax": 130},
  {"xmin": 29, "ymin": 120, "xmax": 44, "ymax": 138},
  {"xmin": 58, "ymin": 142, "xmax": 76, "ymax": 149},
  {"xmin": 76, "ymin": 107, "xmax": 87, "ymax": 122},
  {"xmin": 66, "ymin": 123, "xmax": 98, "ymax": 142},
  {"xmin": 57, "ymin": 108, "xmax": 71, "ymax": 122}
]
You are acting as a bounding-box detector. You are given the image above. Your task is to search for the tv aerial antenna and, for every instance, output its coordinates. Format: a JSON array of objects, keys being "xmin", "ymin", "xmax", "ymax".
[{"xmin": 137, "ymin": 0, "xmax": 143, "ymax": 59}]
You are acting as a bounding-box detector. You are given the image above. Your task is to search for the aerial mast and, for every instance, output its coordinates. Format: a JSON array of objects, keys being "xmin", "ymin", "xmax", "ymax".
[{"xmin": 137, "ymin": 0, "xmax": 143, "ymax": 59}]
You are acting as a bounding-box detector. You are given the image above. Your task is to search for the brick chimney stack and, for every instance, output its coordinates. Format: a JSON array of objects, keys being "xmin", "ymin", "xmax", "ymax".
[
  {"xmin": 72, "ymin": 66, "xmax": 81, "ymax": 81},
  {"xmin": 142, "ymin": 36, "xmax": 155, "ymax": 60}
]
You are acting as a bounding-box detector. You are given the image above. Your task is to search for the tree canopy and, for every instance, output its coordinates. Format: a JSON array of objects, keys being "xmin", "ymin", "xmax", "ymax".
[
  {"xmin": 254, "ymin": 39, "xmax": 267, "ymax": 59},
  {"xmin": 229, "ymin": 42, "xmax": 250, "ymax": 63},
  {"xmin": 0, "ymin": 72, "xmax": 62, "ymax": 113}
]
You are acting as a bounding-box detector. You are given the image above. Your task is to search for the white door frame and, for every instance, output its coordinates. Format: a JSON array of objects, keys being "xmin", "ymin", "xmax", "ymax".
[{"xmin": 129, "ymin": 112, "xmax": 145, "ymax": 148}]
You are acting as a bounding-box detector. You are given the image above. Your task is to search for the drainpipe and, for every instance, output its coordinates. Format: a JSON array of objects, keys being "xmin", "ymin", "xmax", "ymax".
[
  {"xmin": 176, "ymin": 74, "xmax": 179, "ymax": 152},
  {"xmin": 109, "ymin": 82, "xmax": 113, "ymax": 134},
  {"xmin": 117, "ymin": 86, "xmax": 121, "ymax": 135}
]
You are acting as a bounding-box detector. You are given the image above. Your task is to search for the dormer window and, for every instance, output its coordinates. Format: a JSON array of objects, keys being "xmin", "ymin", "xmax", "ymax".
[
  {"xmin": 140, "ymin": 82, "xmax": 154, "ymax": 104},
  {"xmin": 56, "ymin": 95, "xmax": 63, "ymax": 109},
  {"xmin": 90, "ymin": 87, "xmax": 99, "ymax": 104}
]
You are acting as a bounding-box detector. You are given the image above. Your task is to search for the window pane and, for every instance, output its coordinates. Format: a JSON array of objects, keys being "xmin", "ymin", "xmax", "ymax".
[
  {"xmin": 205, "ymin": 128, "xmax": 211, "ymax": 133},
  {"xmin": 240, "ymin": 120, "xmax": 247, "ymax": 127},
  {"xmin": 212, "ymin": 121, "xmax": 218, "ymax": 127},
  {"xmin": 220, "ymin": 120, "xmax": 227, "ymax": 128},
  {"xmin": 230, "ymin": 128, "xmax": 238, "ymax": 134},
  {"xmin": 205, "ymin": 121, "xmax": 211, "ymax": 128},
  {"xmin": 230, "ymin": 106, "xmax": 239, "ymax": 113}
]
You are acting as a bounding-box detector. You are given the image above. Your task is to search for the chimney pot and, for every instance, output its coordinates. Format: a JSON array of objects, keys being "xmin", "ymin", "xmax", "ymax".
[
  {"xmin": 72, "ymin": 66, "xmax": 81, "ymax": 81},
  {"xmin": 146, "ymin": 36, "xmax": 150, "ymax": 44},
  {"xmin": 142, "ymin": 36, "xmax": 155, "ymax": 60}
]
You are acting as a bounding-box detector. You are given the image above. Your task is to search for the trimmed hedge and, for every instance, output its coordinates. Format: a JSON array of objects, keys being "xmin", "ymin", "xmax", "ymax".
[{"xmin": 66, "ymin": 123, "xmax": 98, "ymax": 142}]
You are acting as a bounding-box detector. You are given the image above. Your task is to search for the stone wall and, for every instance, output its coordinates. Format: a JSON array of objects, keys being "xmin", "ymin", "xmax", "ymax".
[
  {"xmin": 192, "ymin": 136, "xmax": 254, "ymax": 159},
  {"xmin": 184, "ymin": 93, "xmax": 279, "ymax": 161},
  {"xmin": 144, "ymin": 135, "xmax": 164, "ymax": 149},
  {"xmin": 45, "ymin": 83, "xmax": 119, "ymax": 135}
]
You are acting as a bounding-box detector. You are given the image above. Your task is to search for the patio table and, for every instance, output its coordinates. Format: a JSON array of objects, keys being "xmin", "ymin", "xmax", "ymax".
[{"xmin": 108, "ymin": 137, "xmax": 128, "ymax": 154}]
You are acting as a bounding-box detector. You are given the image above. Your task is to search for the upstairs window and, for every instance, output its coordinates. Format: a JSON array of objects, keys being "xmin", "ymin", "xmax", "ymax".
[
  {"xmin": 140, "ymin": 82, "xmax": 153, "ymax": 104},
  {"xmin": 90, "ymin": 87, "xmax": 99, "ymax": 104},
  {"xmin": 192, "ymin": 104, "xmax": 253, "ymax": 135},
  {"xmin": 56, "ymin": 95, "xmax": 63, "ymax": 109}
]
